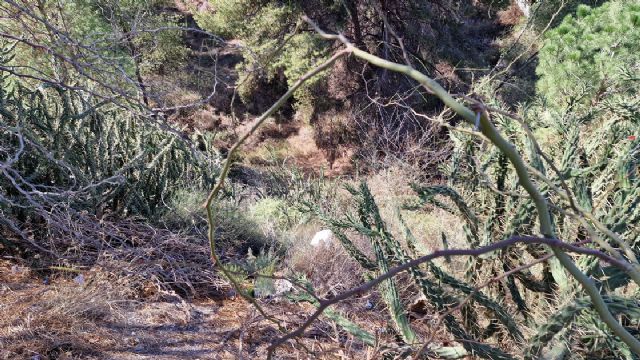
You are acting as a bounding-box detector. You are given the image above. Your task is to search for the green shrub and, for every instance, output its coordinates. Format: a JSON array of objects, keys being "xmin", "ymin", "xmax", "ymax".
[
  {"xmin": 0, "ymin": 44, "xmax": 218, "ymax": 253},
  {"xmin": 536, "ymin": 1, "xmax": 640, "ymax": 109},
  {"xmin": 214, "ymin": 201, "xmax": 273, "ymax": 255},
  {"xmin": 251, "ymin": 197, "xmax": 303, "ymax": 232},
  {"xmin": 163, "ymin": 189, "xmax": 279, "ymax": 258},
  {"xmin": 195, "ymin": 1, "xmax": 333, "ymax": 106},
  {"xmin": 0, "ymin": 78, "xmax": 217, "ymax": 220},
  {"xmin": 74, "ymin": 0, "xmax": 189, "ymax": 76},
  {"xmin": 163, "ymin": 188, "xmax": 209, "ymax": 227},
  {"xmin": 530, "ymin": 0, "xmax": 606, "ymax": 31}
]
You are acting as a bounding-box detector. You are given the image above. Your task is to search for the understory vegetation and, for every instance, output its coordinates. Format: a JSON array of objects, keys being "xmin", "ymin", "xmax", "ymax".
[{"xmin": 1, "ymin": 0, "xmax": 639, "ymax": 359}]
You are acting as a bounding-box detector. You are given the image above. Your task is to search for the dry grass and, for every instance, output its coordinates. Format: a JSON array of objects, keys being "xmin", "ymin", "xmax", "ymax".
[
  {"xmin": 0, "ymin": 263, "xmax": 131, "ymax": 359},
  {"xmin": 0, "ymin": 162, "xmax": 479, "ymax": 359},
  {"xmin": 365, "ymin": 167, "xmax": 467, "ymax": 252},
  {"xmin": 498, "ymin": 2, "xmax": 525, "ymax": 26},
  {"xmin": 285, "ymin": 224, "xmax": 367, "ymax": 298},
  {"xmin": 7, "ymin": 215, "xmax": 231, "ymax": 300},
  {"xmin": 0, "ymin": 258, "xmax": 394, "ymax": 359}
]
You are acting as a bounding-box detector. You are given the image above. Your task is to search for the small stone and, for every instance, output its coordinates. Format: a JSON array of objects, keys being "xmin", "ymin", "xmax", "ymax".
[
  {"xmin": 73, "ymin": 274, "xmax": 85, "ymax": 285},
  {"xmin": 274, "ymin": 279, "xmax": 293, "ymax": 295},
  {"xmin": 365, "ymin": 300, "xmax": 374, "ymax": 310}
]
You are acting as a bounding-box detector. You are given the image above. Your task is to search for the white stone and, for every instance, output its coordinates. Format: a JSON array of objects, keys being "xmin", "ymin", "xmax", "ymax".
[{"xmin": 274, "ymin": 279, "xmax": 293, "ymax": 295}]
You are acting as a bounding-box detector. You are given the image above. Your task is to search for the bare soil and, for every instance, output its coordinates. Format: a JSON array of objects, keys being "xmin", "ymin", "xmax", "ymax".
[{"xmin": 0, "ymin": 260, "xmax": 380, "ymax": 360}]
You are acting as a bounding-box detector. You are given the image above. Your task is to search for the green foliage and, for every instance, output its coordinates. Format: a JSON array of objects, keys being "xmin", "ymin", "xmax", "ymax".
[
  {"xmin": 223, "ymin": 247, "xmax": 279, "ymax": 298},
  {"xmin": 302, "ymin": 51, "xmax": 639, "ymax": 355},
  {"xmin": 287, "ymin": 274, "xmax": 378, "ymax": 345},
  {"xmin": 79, "ymin": 0, "xmax": 189, "ymax": 76},
  {"xmin": 163, "ymin": 188, "xmax": 276, "ymax": 255},
  {"xmin": 246, "ymin": 247, "xmax": 278, "ymax": 298},
  {"xmin": 0, "ymin": 86, "xmax": 215, "ymax": 217},
  {"xmin": 307, "ymin": 182, "xmax": 518, "ymax": 358},
  {"xmin": 211, "ymin": 201, "xmax": 273, "ymax": 254},
  {"xmin": 537, "ymin": 1, "xmax": 640, "ymax": 109},
  {"xmin": 1, "ymin": 0, "xmax": 188, "ymax": 96},
  {"xmin": 195, "ymin": 1, "xmax": 332, "ymax": 106},
  {"xmin": 251, "ymin": 196, "xmax": 305, "ymax": 233},
  {"xmin": 427, "ymin": 12, "xmax": 640, "ymax": 352},
  {"xmin": 530, "ymin": 0, "xmax": 606, "ymax": 31},
  {"xmin": 163, "ymin": 188, "xmax": 209, "ymax": 227},
  {"xmin": 439, "ymin": 94, "xmax": 640, "ymax": 356},
  {"xmin": 525, "ymin": 296, "xmax": 640, "ymax": 359}
]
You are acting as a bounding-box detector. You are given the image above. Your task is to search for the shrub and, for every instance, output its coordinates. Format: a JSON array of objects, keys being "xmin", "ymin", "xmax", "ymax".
[
  {"xmin": 251, "ymin": 196, "xmax": 303, "ymax": 233},
  {"xmin": 195, "ymin": 1, "xmax": 332, "ymax": 107},
  {"xmin": 212, "ymin": 201, "xmax": 274, "ymax": 256},
  {"xmin": 0, "ymin": 44, "xmax": 219, "ymax": 255},
  {"xmin": 162, "ymin": 188, "xmax": 209, "ymax": 228},
  {"xmin": 530, "ymin": 0, "xmax": 607, "ymax": 31},
  {"xmin": 536, "ymin": 1, "xmax": 640, "ymax": 109}
]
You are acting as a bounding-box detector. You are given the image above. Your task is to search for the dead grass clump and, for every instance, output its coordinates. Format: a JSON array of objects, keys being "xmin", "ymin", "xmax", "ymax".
[
  {"xmin": 364, "ymin": 167, "xmax": 467, "ymax": 257},
  {"xmin": 0, "ymin": 272, "xmax": 130, "ymax": 359},
  {"xmin": 312, "ymin": 108, "xmax": 356, "ymax": 169},
  {"xmin": 189, "ymin": 107, "xmax": 220, "ymax": 131},
  {"xmin": 97, "ymin": 218, "xmax": 241, "ymax": 299},
  {"xmin": 12, "ymin": 213, "xmax": 232, "ymax": 300},
  {"xmin": 256, "ymin": 122, "xmax": 298, "ymax": 142},
  {"xmin": 162, "ymin": 189, "xmax": 274, "ymax": 257},
  {"xmin": 498, "ymin": 2, "xmax": 525, "ymax": 26},
  {"xmin": 285, "ymin": 225, "xmax": 366, "ymax": 298}
]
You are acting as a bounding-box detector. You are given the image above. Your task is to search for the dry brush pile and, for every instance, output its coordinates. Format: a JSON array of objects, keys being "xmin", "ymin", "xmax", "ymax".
[{"xmin": 0, "ymin": 40, "xmax": 230, "ymax": 298}]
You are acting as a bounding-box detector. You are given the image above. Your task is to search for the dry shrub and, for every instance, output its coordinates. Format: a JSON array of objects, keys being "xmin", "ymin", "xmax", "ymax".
[
  {"xmin": 434, "ymin": 61, "xmax": 465, "ymax": 93},
  {"xmin": 146, "ymin": 74, "xmax": 201, "ymax": 110},
  {"xmin": 491, "ymin": 13, "xmax": 541, "ymax": 105},
  {"xmin": 351, "ymin": 104, "xmax": 451, "ymax": 175},
  {"xmin": 311, "ymin": 108, "xmax": 356, "ymax": 169},
  {"xmin": 11, "ymin": 213, "xmax": 231, "ymax": 300},
  {"xmin": 365, "ymin": 168, "xmax": 466, "ymax": 252},
  {"xmin": 285, "ymin": 224, "xmax": 367, "ymax": 297},
  {"xmin": 255, "ymin": 122, "xmax": 298, "ymax": 142},
  {"xmin": 325, "ymin": 56, "xmax": 361, "ymax": 101},
  {"xmin": 188, "ymin": 107, "xmax": 221, "ymax": 131},
  {"xmin": 498, "ymin": 2, "xmax": 525, "ymax": 26}
]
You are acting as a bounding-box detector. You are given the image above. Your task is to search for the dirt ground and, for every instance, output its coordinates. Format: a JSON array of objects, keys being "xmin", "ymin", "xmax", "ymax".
[{"xmin": 0, "ymin": 260, "xmax": 381, "ymax": 360}]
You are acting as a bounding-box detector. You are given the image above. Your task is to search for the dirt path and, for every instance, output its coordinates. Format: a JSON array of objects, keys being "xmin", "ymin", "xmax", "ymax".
[
  {"xmin": 101, "ymin": 301, "xmax": 228, "ymax": 359},
  {"xmin": 1, "ymin": 261, "xmax": 368, "ymax": 359}
]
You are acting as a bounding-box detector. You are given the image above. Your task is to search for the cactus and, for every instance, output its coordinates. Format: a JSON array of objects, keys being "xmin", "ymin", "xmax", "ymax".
[
  {"xmin": 304, "ymin": 83, "xmax": 640, "ymax": 357},
  {"xmin": 0, "ymin": 45, "xmax": 219, "ymax": 252},
  {"xmin": 525, "ymin": 295, "xmax": 640, "ymax": 359},
  {"xmin": 309, "ymin": 182, "xmax": 518, "ymax": 359},
  {"xmin": 285, "ymin": 275, "xmax": 377, "ymax": 346}
]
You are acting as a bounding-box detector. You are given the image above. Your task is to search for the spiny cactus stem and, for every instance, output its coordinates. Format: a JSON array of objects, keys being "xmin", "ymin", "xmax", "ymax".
[
  {"xmin": 526, "ymin": 162, "xmax": 640, "ymax": 271},
  {"xmin": 557, "ymin": 204, "xmax": 640, "ymax": 286},
  {"xmin": 417, "ymin": 252, "xmax": 552, "ymax": 357},
  {"xmin": 269, "ymin": 234, "xmax": 633, "ymax": 354},
  {"xmin": 304, "ymin": 19, "xmax": 640, "ymax": 354}
]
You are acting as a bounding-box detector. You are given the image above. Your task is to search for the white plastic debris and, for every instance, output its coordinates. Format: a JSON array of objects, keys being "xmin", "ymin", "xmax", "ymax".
[{"xmin": 310, "ymin": 229, "xmax": 334, "ymax": 247}]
